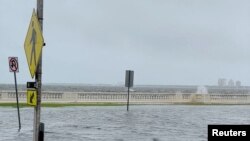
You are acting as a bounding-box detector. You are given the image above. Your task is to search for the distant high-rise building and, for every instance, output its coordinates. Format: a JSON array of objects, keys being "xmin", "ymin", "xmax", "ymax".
[
  {"xmin": 236, "ymin": 81, "xmax": 241, "ymax": 87},
  {"xmin": 228, "ymin": 79, "xmax": 234, "ymax": 87},
  {"xmin": 218, "ymin": 78, "xmax": 227, "ymax": 87}
]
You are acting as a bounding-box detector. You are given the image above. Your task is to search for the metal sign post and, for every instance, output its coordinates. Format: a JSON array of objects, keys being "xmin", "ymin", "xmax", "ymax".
[
  {"xmin": 35, "ymin": 1, "xmax": 44, "ymax": 140},
  {"xmin": 8, "ymin": 57, "xmax": 21, "ymax": 131},
  {"xmin": 24, "ymin": 0, "xmax": 44, "ymax": 140},
  {"xmin": 127, "ymin": 84, "xmax": 130, "ymax": 111},
  {"xmin": 35, "ymin": 1, "xmax": 44, "ymax": 141},
  {"xmin": 125, "ymin": 70, "xmax": 134, "ymax": 111}
]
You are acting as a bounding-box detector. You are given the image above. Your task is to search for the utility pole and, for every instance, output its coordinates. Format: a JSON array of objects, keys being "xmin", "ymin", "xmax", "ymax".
[{"xmin": 34, "ymin": 0, "xmax": 43, "ymax": 141}]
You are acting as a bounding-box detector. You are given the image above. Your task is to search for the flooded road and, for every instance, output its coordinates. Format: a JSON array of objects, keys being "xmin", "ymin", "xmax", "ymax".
[{"xmin": 1, "ymin": 105, "xmax": 250, "ymax": 141}]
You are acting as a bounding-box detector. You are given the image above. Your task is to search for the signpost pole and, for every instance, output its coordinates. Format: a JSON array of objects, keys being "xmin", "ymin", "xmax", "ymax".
[
  {"xmin": 127, "ymin": 72, "xmax": 130, "ymax": 111},
  {"xmin": 9, "ymin": 57, "xmax": 21, "ymax": 131},
  {"xmin": 33, "ymin": 0, "xmax": 43, "ymax": 141},
  {"xmin": 14, "ymin": 71, "xmax": 21, "ymax": 131},
  {"xmin": 125, "ymin": 70, "xmax": 134, "ymax": 111},
  {"xmin": 127, "ymin": 85, "xmax": 130, "ymax": 111}
]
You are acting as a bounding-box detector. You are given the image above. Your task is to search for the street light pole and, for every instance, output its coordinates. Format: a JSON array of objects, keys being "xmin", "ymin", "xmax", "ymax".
[{"xmin": 33, "ymin": 0, "xmax": 43, "ymax": 141}]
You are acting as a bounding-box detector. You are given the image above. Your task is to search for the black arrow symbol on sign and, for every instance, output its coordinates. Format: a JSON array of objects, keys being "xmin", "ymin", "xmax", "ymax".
[
  {"xmin": 30, "ymin": 92, "xmax": 34, "ymax": 104},
  {"xmin": 11, "ymin": 60, "xmax": 16, "ymax": 68},
  {"xmin": 30, "ymin": 21, "xmax": 37, "ymax": 67}
]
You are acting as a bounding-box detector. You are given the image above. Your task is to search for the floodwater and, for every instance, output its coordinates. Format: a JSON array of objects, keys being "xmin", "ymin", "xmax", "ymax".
[{"xmin": 1, "ymin": 105, "xmax": 250, "ymax": 141}]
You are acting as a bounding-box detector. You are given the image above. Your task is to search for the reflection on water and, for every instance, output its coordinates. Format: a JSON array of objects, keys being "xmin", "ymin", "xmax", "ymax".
[{"xmin": 1, "ymin": 105, "xmax": 250, "ymax": 141}]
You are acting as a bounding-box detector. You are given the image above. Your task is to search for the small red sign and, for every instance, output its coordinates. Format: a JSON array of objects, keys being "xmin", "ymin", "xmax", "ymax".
[{"xmin": 9, "ymin": 57, "xmax": 19, "ymax": 72}]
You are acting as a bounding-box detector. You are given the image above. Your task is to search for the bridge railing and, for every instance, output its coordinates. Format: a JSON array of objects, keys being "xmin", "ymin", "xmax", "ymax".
[{"xmin": 1, "ymin": 91, "xmax": 250, "ymax": 104}]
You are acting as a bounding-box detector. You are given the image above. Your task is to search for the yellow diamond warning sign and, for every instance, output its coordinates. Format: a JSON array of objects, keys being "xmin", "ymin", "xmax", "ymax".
[
  {"xmin": 24, "ymin": 9, "xmax": 44, "ymax": 78},
  {"xmin": 27, "ymin": 89, "xmax": 37, "ymax": 106}
]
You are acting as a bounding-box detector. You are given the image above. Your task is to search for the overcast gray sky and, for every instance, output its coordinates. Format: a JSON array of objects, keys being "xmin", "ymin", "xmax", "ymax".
[{"xmin": 1, "ymin": 0, "xmax": 250, "ymax": 85}]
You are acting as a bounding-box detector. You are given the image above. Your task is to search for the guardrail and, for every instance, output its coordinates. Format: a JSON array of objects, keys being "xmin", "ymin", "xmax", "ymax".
[{"xmin": 1, "ymin": 91, "xmax": 250, "ymax": 104}]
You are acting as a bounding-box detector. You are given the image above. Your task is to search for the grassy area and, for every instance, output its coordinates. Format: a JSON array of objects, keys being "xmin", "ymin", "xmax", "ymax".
[
  {"xmin": 0, "ymin": 102, "xmax": 125, "ymax": 108},
  {"xmin": 173, "ymin": 102, "xmax": 249, "ymax": 105}
]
